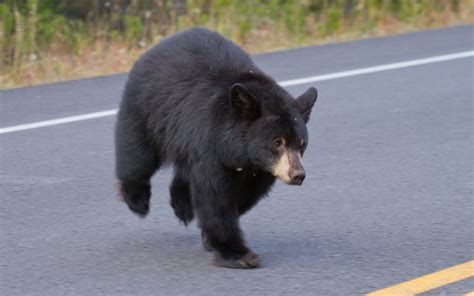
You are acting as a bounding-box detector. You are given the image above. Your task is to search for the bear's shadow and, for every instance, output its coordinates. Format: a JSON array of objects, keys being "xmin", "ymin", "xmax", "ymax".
[{"xmin": 106, "ymin": 230, "xmax": 356, "ymax": 270}]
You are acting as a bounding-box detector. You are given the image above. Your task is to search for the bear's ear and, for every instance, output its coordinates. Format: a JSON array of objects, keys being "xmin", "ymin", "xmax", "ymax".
[
  {"xmin": 294, "ymin": 87, "xmax": 318, "ymax": 123},
  {"xmin": 230, "ymin": 83, "xmax": 261, "ymax": 120}
]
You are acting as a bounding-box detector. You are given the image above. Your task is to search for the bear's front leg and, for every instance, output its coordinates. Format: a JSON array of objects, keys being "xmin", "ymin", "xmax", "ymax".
[
  {"xmin": 191, "ymin": 176, "xmax": 260, "ymax": 269},
  {"xmin": 200, "ymin": 212, "xmax": 260, "ymax": 269}
]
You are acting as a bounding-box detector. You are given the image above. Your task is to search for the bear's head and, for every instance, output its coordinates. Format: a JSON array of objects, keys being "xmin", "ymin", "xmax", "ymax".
[{"xmin": 229, "ymin": 82, "xmax": 318, "ymax": 185}]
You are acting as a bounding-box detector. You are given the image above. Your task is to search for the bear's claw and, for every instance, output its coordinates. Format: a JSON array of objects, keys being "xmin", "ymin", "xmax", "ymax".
[{"xmin": 201, "ymin": 232, "xmax": 213, "ymax": 251}]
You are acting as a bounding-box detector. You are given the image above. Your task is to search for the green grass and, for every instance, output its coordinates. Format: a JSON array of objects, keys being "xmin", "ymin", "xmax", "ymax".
[{"xmin": 1, "ymin": 0, "xmax": 473, "ymax": 89}]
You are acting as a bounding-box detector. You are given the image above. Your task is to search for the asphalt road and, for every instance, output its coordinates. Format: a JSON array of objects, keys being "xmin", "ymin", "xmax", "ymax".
[{"xmin": 1, "ymin": 25, "xmax": 473, "ymax": 295}]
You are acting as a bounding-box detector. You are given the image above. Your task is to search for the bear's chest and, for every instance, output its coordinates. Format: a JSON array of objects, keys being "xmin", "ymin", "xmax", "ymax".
[{"xmin": 231, "ymin": 169, "xmax": 276, "ymax": 200}]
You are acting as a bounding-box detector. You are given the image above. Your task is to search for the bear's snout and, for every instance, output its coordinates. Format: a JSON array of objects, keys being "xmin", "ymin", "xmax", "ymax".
[
  {"xmin": 288, "ymin": 150, "xmax": 305, "ymax": 185},
  {"xmin": 289, "ymin": 168, "xmax": 305, "ymax": 185},
  {"xmin": 272, "ymin": 150, "xmax": 305, "ymax": 185}
]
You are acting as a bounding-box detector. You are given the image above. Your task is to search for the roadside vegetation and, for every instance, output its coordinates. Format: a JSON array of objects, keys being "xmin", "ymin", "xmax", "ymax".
[{"xmin": 1, "ymin": 0, "xmax": 472, "ymax": 89}]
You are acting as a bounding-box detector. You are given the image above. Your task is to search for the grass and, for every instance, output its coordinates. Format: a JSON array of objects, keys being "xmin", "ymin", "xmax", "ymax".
[{"xmin": 1, "ymin": 0, "xmax": 473, "ymax": 89}]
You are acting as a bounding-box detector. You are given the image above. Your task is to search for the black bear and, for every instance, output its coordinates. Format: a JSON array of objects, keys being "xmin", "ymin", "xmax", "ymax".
[{"xmin": 115, "ymin": 27, "xmax": 318, "ymax": 268}]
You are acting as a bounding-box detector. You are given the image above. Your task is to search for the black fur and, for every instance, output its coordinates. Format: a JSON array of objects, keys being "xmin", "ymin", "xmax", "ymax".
[{"xmin": 115, "ymin": 27, "xmax": 318, "ymax": 268}]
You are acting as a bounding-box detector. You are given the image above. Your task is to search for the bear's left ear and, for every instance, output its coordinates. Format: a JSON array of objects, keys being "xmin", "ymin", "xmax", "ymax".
[
  {"xmin": 294, "ymin": 87, "xmax": 318, "ymax": 123},
  {"xmin": 230, "ymin": 83, "xmax": 261, "ymax": 120}
]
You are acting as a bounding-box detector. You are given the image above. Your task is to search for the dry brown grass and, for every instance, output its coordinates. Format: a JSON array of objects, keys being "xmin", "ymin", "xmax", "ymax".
[{"xmin": 1, "ymin": 5, "xmax": 472, "ymax": 90}]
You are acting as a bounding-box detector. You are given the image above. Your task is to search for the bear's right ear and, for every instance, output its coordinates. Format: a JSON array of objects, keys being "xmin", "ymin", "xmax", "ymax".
[
  {"xmin": 230, "ymin": 83, "xmax": 261, "ymax": 120},
  {"xmin": 294, "ymin": 87, "xmax": 318, "ymax": 123}
]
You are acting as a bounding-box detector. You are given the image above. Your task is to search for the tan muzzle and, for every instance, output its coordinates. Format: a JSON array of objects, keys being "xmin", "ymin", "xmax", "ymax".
[{"xmin": 271, "ymin": 150, "xmax": 305, "ymax": 185}]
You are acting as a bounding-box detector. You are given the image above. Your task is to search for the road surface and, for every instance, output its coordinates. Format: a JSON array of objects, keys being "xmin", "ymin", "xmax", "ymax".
[{"xmin": 1, "ymin": 25, "xmax": 473, "ymax": 295}]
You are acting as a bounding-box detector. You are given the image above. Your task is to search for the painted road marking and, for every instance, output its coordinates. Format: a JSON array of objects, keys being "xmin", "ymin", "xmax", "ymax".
[
  {"xmin": 464, "ymin": 292, "xmax": 474, "ymax": 296},
  {"xmin": 0, "ymin": 110, "xmax": 119, "ymax": 134},
  {"xmin": 1, "ymin": 50, "xmax": 473, "ymax": 134},
  {"xmin": 366, "ymin": 260, "xmax": 474, "ymax": 296},
  {"xmin": 279, "ymin": 50, "xmax": 474, "ymax": 86}
]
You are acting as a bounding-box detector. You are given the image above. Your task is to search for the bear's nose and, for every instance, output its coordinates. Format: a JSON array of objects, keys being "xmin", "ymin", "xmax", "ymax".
[{"xmin": 289, "ymin": 169, "xmax": 305, "ymax": 185}]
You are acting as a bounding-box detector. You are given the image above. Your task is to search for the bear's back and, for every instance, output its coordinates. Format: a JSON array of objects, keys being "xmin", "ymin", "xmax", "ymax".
[{"xmin": 132, "ymin": 28, "xmax": 255, "ymax": 86}]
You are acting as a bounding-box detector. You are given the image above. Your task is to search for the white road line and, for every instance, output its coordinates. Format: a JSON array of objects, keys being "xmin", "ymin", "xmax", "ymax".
[
  {"xmin": 1, "ymin": 50, "xmax": 473, "ymax": 135},
  {"xmin": 0, "ymin": 110, "xmax": 118, "ymax": 134},
  {"xmin": 279, "ymin": 51, "xmax": 474, "ymax": 86}
]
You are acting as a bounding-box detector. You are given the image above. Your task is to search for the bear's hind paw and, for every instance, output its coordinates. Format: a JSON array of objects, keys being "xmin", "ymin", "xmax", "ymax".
[
  {"xmin": 118, "ymin": 181, "xmax": 151, "ymax": 217},
  {"xmin": 171, "ymin": 201, "xmax": 194, "ymax": 225}
]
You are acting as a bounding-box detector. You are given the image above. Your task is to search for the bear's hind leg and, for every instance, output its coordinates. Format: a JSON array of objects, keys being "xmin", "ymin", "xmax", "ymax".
[
  {"xmin": 170, "ymin": 171, "xmax": 194, "ymax": 225},
  {"xmin": 115, "ymin": 112, "xmax": 160, "ymax": 217}
]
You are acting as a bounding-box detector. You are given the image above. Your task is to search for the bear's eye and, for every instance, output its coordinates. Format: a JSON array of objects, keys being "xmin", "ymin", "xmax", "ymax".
[{"xmin": 274, "ymin": 139, "xmax": 283, "ymax": 148}]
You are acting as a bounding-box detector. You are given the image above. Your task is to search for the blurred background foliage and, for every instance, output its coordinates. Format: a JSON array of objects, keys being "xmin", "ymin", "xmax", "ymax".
[{"xmin": 1, "ymin": 0, "xmax": 472, "ymax": 88}]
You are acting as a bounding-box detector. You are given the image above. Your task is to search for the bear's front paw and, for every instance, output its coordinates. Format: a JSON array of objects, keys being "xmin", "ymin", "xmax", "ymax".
[{"xmin": 213, "ymin": 252, "xmax": 260, "ymax": 269}]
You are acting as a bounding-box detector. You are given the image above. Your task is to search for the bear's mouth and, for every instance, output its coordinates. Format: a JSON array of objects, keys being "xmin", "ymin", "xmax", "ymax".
[{"xmin": 271, "ymin": 150, "xmax": 305, "ymax": 185}]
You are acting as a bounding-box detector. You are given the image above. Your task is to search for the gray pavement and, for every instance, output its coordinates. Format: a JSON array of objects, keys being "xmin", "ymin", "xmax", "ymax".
[{"xmin": 1, "ymin": 25, "xmax": 473, "ymax": 295}]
